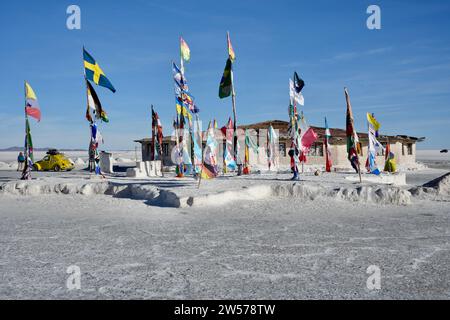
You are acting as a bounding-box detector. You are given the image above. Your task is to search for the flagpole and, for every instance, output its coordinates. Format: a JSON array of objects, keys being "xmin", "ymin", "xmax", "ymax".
[
  {"xmin": 178, "ymin": 37, "xmax": 186, "ymax": 177},
  {"xmin": 82, "ymin": 48, "xmax": 93, "ymax": 173},
  {"xmin": 21, "ymin": 81, "xmax": 30, "ymax": 180},
  {"xmin": 197, "ymin": 121, "xmax": 211, "ymax": 189},
  {"xmin": 180, "ymin": 37, "xmax": 198, "ymax": 177},
  {"xmin": 151, "ymin": 105, "xmax": 155, "ymax": 161},
  {"xmin": 231, "ymin": 67, "xmax": 239, "ymax": 175},
  {"xmin": 84, "ymin": 78, "xmax": 94, "ymax": 173}
]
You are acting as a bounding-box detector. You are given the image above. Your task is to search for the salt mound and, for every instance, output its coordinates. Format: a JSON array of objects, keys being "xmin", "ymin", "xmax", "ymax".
[
  {"xmin": 184, "ymin": 185, "xmax": 272, "ymax": 208},
  {"xmin": 115, "ymin": 158, "xmax": 133, "ymax": 163},
  {"xmin": 272, "ymin": 183, "xmax": 411, "ymax": 205},
  {"xmin": 422, "ymin": 172, "xmax": 450, "ymax": 195},
  {"xmin": 74, "ymin": 158, "xmax": 86, "ymax": 165},
  {"xmin": 0, "ymin": 179, "xmax": 412, "ymax": 207}
]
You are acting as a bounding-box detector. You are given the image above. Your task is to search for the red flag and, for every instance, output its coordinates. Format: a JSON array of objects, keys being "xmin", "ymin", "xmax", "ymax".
[{"xmin": 25, "ymin": 107, "xmax": 41, "ymax": 122}]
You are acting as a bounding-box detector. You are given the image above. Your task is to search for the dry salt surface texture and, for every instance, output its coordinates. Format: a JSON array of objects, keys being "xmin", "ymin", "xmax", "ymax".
[{"xmin": 0, "ymin": 151, "xmax": 449, "ymax": 299}]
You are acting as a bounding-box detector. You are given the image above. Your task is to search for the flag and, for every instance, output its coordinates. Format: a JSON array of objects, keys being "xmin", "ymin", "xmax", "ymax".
[
  {"xmin": 289, "ymin": 79, "xmax": 304, "ymax": 106},
  {"xmin": 86, "ymin": 80, "xmax": 108, "ymax": 123},
  {"xmin": 201, "ymin": 121, "xmax": 219, "ymax": 179},
  {"xmin": 90, "ymin": 123, "xmax": 103, "ymax": 145},
  {"xmin": 243, "ymin": 142, "xmax": 250, "ymax": 175},
  {"xmin": 223, "ymin": 117, "xmax": 237, "ymax": 170},
  {"xmin": 175, "ymin": 97, "xmax": 192, "ymax": 122},
  {"xmin": 21, "ymin": 118, "xmax": 34, "ymax": 180},
  {"xmin": 181, "ymin": 91, "xmax": 196, "ymax": 113},
  {"xmin": 227, "ymin": 32, "xmax": 236, "ymax": 62},
  {"xmin": 293, "ymin": 72, "xmax": 305, "ymax": 93},
  {"xmin": 25, "ymin": 82, "xmax": 41, "ymax": 122},
  {"xmin": 243, "ymin": 129, "xmax": 258, "ymax": 174},
  {"xmin": 219, "ymin": 58, "xmax": 233, "ymax": 99},
  {"xmin": 83, "ymin": 47, "xmax": 116, "ymax": 93},
  {"xmin": 299, "ymin": 114, "xmax": 318, "ymax": 152},
  {"xmin": 324, "ymin": 117, "xmax": 332, "ymax": 172},
  {"xmin": 345, "ymin": 88, "xmax": 360, "ymax": 173},
  {"xmin": 367, "ymin": 113, "xmax": 381, "ymax": 137},
  {"xmin": 173, "ymin": 62, "xmax": 188, "ymax": 92},
  {"xmin": 180, "ymin": 37, "xmax": 190, "ymax": 62},
  {"xmin": 384, "ymin": 140, "xmax": 396, "ymax": 172},
  {"xmin": 192, "ymin": 118, "xmax": 203, "ymax": 172},
  {"xmin": 267, "ymin": 125, "xmax": 277, "ymax": 170},
  {"xmin": 152, "ymin": 106, "xmax": 163, "ymax": 158},
  {"xmin": 25, "ymin": 118, "xmax": 34, "ymax": 163},
  {"xmin": 366, "ymin": 112, "xmax": 384, "ymax": 175}
]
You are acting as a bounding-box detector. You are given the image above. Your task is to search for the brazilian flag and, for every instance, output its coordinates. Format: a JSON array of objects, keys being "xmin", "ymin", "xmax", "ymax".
[
  {"xmin": 83, "ymin": 47, "xmax": 116, "ymax": 93},
  {"xmin": 219, "ymin": 58, "xmax": 232, "ymax": 99}
]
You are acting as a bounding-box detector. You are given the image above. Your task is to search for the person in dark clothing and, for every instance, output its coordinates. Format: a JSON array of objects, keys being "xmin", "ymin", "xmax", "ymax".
[{"xmin": 17, "ymin": 152, "xmax": 25, "ymax": 171}]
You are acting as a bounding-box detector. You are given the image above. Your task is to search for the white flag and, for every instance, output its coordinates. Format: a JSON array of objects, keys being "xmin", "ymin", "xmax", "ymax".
[{"xmin": 289, "ymin": 79, "xmax": 304, "ymax": 106}]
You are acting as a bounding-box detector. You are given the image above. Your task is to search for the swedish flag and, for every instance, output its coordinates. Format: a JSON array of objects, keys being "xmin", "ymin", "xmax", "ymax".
[{"xmin": 83, "ymin": 47, "xmax": 116, "ymax": 93}]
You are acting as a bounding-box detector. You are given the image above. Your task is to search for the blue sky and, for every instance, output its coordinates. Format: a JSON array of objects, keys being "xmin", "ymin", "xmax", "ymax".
[{"xmin": 0, "ymin": 0, "xmax": 449, "ymax": 150}]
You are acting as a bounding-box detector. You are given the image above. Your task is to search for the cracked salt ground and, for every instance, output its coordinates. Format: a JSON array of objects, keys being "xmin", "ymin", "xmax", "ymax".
[{"xmin": 0, "ymin": 193, "xmax": 449, "ymax": 299}]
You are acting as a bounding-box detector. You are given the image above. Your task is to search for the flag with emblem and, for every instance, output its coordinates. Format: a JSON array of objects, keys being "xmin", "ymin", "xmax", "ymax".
[{"xmin": 83, "ymin": 47, "xmax": 116, "ymax": 93}]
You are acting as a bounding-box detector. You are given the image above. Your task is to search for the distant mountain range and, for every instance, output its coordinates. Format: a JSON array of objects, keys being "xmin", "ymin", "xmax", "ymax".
[{"xmin": 0, "ymin": 147, "xmax": 86, "ymax": 152}]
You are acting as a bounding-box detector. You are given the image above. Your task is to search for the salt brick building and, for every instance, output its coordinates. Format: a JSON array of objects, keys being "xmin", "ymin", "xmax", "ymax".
[{"xmin": 136, "ymin": 120, "xmax": 423, "ymax": 170}]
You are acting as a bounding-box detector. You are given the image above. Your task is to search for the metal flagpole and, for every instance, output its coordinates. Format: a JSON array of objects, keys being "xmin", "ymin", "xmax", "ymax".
[{"xmin": 231, "ymin": 67, "xmax": 240, "ymax": 175}]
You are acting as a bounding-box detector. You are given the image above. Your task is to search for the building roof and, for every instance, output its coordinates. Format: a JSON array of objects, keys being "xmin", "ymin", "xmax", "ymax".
[
  {"xmin": 238, "ymin": 120, "xmax": 424, "ymax": 144},
  {"xmin": 135, "ymin": 120, "xmax": 425, "ymax": 145}
]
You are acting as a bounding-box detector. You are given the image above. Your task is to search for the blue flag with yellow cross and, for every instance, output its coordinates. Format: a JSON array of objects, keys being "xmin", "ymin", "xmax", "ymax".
[{"xmin": 83, "ymin": 47, "xmax": 116, "ymax": 93}]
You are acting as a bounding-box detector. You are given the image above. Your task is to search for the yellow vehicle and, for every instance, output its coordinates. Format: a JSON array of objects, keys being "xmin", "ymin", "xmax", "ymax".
[{"xmin": 33, "ymin": 150, "xmax": 74, "ymax": 172}]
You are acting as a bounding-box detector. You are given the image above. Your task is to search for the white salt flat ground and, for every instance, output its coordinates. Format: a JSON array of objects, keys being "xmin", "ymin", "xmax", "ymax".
[{"xmin": 0, "ymin": 149, "xmax": 449, "ymax": 299}]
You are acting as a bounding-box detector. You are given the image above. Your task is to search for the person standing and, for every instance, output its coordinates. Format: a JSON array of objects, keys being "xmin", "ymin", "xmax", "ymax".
[{"xmin": 17, "ymin": 152, "xmax": 25, "ymax": 171}]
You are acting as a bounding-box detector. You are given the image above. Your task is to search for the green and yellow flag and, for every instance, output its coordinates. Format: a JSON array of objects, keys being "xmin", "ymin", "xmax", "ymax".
[{"xmin": 219, "ymin": 58, "xmax": 232, "ymax": 99}]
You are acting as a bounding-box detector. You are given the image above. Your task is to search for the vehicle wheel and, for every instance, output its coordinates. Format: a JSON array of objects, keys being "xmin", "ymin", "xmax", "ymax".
[
  {"xmin": 53, "ymin": 165, "xmax": 61, "ymax": 172},
  {"xmin": 33, "ymin": 164, "xmax": 39, "ymax": 171}
]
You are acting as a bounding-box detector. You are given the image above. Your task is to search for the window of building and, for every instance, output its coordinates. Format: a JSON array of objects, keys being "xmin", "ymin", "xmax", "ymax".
[
  {"xmin": 279, "ymin": 143, "xmax": 286, "ymax": 157},
  {"xmin": 402, "ymin": 143, "xmax": 413, "ymax": 156},
  {"xmin": 162, "ymin": 143, "xmax": 169, "ymax": 157},
  {"xmin": 308, "ymin": 143, "xmax": 324, "ymax": 156},
  {"xmin": 407, "ymin": 143, "xmax": 413, "ymax": 155},
  {"xmin": 377, "ymin": 143, "xmax": 386, "ymax": 157}
]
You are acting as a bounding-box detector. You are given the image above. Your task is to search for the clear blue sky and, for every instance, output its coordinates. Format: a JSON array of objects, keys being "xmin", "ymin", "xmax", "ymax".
[{"xmin": 0, "ymin": 0, "xmax": 449, "ymax": 150}]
